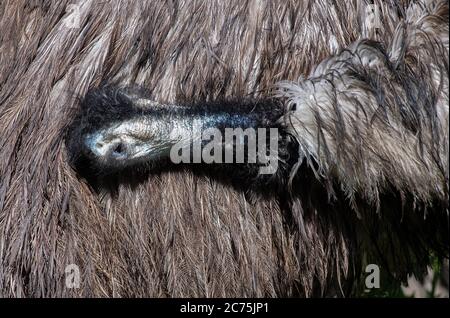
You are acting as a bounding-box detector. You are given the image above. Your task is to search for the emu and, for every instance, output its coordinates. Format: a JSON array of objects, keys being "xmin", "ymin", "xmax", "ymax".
[{"xmin": 0, "ymin": 0, "xmax": 448, "ymax": 297}]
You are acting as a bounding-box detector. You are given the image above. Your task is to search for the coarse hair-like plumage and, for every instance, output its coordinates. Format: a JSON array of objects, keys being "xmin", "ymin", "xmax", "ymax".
[{"xmin": 0, "ymin": 0, "xmax": 448, "ymax": 297}]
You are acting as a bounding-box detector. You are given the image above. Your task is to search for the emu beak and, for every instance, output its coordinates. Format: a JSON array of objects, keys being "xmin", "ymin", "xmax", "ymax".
[
  {"xmin": 81, "ymin": 117, "xmax": 173, "ymax": 168},
  {"xmin": 83, "ymin": 122, "xmax": 154, "ymax": 166},
  {"xmin": 85, "ymin": 133, "xmax": 129, "ymax": 161}
]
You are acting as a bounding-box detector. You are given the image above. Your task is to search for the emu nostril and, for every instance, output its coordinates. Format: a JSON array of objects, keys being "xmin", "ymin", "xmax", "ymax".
[{"xmin": 112, "ymin": 142, "xmax": 126, "ymax": 157}]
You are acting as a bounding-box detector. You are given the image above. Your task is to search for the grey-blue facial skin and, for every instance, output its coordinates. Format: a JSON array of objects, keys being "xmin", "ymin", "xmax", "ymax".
[{"xmin": 82, "ymin": 102, "xmax": 259, "ymax": 169}]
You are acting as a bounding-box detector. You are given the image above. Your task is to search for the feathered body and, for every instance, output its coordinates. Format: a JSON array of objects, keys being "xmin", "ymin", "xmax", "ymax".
[{"xmin": 0, "ymin": 0, "xmax": 448, "ymax": 297}]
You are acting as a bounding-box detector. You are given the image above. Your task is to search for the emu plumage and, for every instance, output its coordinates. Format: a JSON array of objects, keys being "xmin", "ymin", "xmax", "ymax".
[{"xmin": 0, "ymin": 0, "xmax": 448, "ymax": 297}]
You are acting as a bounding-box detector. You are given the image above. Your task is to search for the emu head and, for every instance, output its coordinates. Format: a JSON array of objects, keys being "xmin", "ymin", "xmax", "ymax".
[
  {"xmin": 66, "ymin": 86, "xmax": 293, "ymax": 186},
  {"xmin": 68, "ymin": 87, "xmax": 182, "ymax": 169}
]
